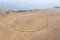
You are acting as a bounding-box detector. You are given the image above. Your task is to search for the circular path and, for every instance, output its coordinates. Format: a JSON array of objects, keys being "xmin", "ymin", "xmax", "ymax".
[{"xmin": 11, "ymin": 13, "xmax": 47, "ymax": 32}]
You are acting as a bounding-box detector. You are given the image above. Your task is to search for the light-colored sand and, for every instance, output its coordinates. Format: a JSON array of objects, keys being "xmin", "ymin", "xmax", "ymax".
[{"xmin": 0, "ymin": 9, "xmax": 60, "ymax": 40}]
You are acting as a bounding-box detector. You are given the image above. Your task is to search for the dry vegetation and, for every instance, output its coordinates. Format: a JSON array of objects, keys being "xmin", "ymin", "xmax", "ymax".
[{"xmin": 0, "ymin": 8, "xmax": 60, "ymax": 40}]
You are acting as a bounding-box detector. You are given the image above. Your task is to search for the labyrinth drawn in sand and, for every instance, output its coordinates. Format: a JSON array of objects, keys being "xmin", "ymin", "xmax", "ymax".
[{"xmin": 11, "ymin": 13, "xmax": 47, "ymax": 32}]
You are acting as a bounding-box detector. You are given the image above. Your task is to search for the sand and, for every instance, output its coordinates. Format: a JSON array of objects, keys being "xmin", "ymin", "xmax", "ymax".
[{"xmin": 0, "ymin": 9, "xmax": 60, "ymax": 40}]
